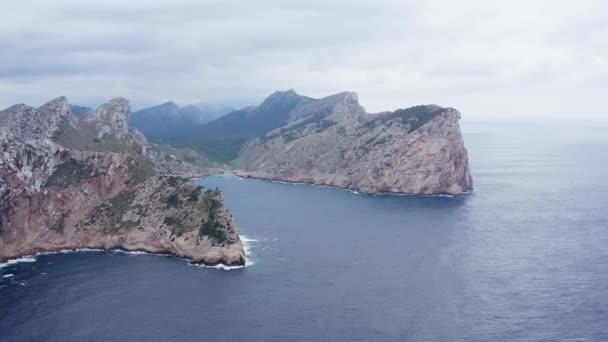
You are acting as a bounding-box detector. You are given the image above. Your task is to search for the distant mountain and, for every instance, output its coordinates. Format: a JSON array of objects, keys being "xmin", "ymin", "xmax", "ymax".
[
  {"xmin": 69, "ymin": 104, "xmax": 93, "ymax": 117},
  {"xmin": 199, "ymin": 90, "xmax": 314, "ymax": 139},
  {"xmin": 130, "ymin": 102, "xmax": 233, "ymax": 139},
  {"xmin": 135, "ymin": 90, "xmax": 314, "ymax": 162},
  {"xmin": 185, "ymin": 90, "xmax": 315, "ymax": 161}
]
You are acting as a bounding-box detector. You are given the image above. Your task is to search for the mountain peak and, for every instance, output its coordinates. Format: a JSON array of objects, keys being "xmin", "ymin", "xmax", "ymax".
[
  {"xmin": 1, "ymin": 98, "xmax": 74, "ymax": 141},
  {"xmin": 287, "ymin": 91, "xmax": 362, "ymax": 123},
  {"xmin": 84, "ymin": 97, "xmax": 131, "ymax": 138},
  {"xmin": 107, "ymin": 97, "xmax": 129, "ymax": 106},
  {"xmin": 263, "ymin": 89, "xmax": 300, "ymax": 103},
  {"xmin": 274, "ymin": 89, "xmax": 298, "ymax": 96},
  {"xmin": 259, "ymin": 89, "xmax": 311, "ymax": 112},
  {"xmin": 139, "ymin": 101, "xmax": 180, "ymax": 116},
  {"xmin": 326, "ymin": 91, "xmax": 359, "ymax": 104},
  {"xmin": 38, "ymin": 96, "xmax": 70, "ymax": 117},
  {"xmin": 159, "ymin": 101, "xmax": 179, "ymax": 109}
]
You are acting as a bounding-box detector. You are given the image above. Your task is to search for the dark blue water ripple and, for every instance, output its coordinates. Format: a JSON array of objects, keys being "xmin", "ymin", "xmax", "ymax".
[{"xmin": 1, "ymin": 121, "xmax": 607, "ymax": 341}]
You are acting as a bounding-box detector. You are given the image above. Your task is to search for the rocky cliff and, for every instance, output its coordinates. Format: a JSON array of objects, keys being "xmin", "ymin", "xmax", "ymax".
[
  {"xmin": 0, "ymin": 97, "xmax": 245, "ymax": 266},
  {"xmin": 235, "ymin": 91, "xmax": 472, "ymax": 195}
]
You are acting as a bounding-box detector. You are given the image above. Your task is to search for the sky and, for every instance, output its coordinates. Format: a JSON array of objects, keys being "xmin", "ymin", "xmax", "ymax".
[{"xmin": 1, "ymin": 0, "xmax": 606, "ymax": 120}]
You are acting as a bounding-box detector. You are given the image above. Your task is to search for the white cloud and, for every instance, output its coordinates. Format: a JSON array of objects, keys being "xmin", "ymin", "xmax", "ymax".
[{"xmin": 0, "ymin": 0, "xmax": 606, "ymax": 120}]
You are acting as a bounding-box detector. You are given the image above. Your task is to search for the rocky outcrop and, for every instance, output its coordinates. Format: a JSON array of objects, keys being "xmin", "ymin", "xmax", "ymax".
[
  {"xmin": 235, "ymin": 92, "xmax": 472, "ymax": 195},
  {"xmin": 83, "ymin": 97, "xmax": 131, "ymax": 139},
  {"xmin": 0, "ymin": 97, "xmax": 245, "ymax": 266}
]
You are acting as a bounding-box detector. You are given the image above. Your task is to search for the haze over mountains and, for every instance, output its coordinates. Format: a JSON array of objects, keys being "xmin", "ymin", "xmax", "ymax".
[
  {"xmin": 130, "ymin": 102, "xmax": 234, "ymax": 139},
  {"xmin": 129, "ymin": 90, "xmax": 311, "ymax": 162}
]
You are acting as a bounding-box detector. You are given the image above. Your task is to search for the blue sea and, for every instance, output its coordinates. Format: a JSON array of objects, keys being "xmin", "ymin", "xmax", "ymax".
[{"xmin": 1, "ymin": 121, "xmax": 607, "ymax": 341}]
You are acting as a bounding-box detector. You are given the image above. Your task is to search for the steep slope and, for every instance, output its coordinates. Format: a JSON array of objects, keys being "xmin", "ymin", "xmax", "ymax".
[
  {"xmin": 235, "ymin": 93, "xmax": 473, "ymax": 195},
  {"xmin": 0, "ymin": 97, "xmax": 245, "ymax": 265},
  {"xmin": 130, "ymin": 101, "xmax": 180, "ymax": 137},
  {"xmin": 199, "ymin": 90, "xmax": 314, "ymax": 138}
]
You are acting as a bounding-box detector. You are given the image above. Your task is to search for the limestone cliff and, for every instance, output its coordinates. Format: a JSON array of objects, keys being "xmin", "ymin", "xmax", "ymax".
[
  {"xmin": 235, "ymin": 92, "xmax": 472, "ymax": 195},
  {"xmin": 0, "ymin": 97, "xmax": 245, "ymax": 266}
]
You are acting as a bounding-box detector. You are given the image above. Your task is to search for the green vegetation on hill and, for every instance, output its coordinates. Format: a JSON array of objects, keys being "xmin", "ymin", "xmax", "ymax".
[
  {"xmin": 259, "ymin": 109, "xmax": 336, "ymax": 143},
  {"xmin": 44, "ymin": 161, "xmax": 100, "ymax": 188},
  {"xmin": 85, "ymin": 189, "xmax": 138, "ymax": 233},
  {"xmin": 126, "ymin": 155, "xmax": 156, "ymax": 185},
  {"xmin": 363, "ymin": 105, "xmax": 443, "ymax": 132},
  {"xmin": 153, "ymin": 179, "xmax": 234, "ymax": 244},
  {"xmin": 52, "ymin": 120, "xmax": 141, "ymax": 154},
  {"xmin": 151, "ymin": 136, "xmax": 248, "ymax": 163},
  {"xmin": 199, "ymin": 188, "xmax": 231, "ymax": 243}
]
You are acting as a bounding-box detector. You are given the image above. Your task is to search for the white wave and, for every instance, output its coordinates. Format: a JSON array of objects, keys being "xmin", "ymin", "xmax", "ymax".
[
  {"xmin": 201, "ymin": 263, "xmax": 247, "ymax": 271},
  {"xmin": 2, "ymin": 274, "xmax": 14, "ymax": 278},
  {"xmin": 0, "ymin": 248, "xmax": 144, "ymax": 269},
  {"xmin": 194, "ymin": 234, "xmax": 258, "ymax": 271},
  {"xmin": 0, "ymin": 256, "xmax": 37, "ymax": 268},
  {"xmin": 60, "ymin": 248, "xmax": 105, "ymax": 253},
  {"xmin": 240, "ymin": 235, "xmax": 257, "ymax": 266},
  {"xmin": 113, "ymin": 250, "xmax": 151, "ymax": 255},
  {"xmin": 0, "ymin": 234, "xmax": 261, "ymax": 272}
]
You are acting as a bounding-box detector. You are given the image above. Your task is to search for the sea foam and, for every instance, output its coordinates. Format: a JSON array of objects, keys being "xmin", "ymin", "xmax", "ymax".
[
  {"xmin": 0, "ymin": 256, "xmax": 37, "ymax": 268},
  {"xmin": 0, "ymin": 236, "xmax": 259, "ymax": 271},
  {"xmin": 194, "ymin": 235, "xmax": 258, "ymax": 271}
]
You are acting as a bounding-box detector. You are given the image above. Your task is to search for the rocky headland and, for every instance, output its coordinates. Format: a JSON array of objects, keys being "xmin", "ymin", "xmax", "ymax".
[
  {"xmin": 234, "ymin": 91, "xmax": 473, "ymax": 195},
  {"xmin": 0, "ymin": 97, "xmax": 245, "ymax": 266}
]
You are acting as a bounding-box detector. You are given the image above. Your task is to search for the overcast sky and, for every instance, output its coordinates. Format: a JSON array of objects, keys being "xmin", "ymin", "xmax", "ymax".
[{"xmin": 1, "ymin": 0, "xmax": 606, "ymax": 120}]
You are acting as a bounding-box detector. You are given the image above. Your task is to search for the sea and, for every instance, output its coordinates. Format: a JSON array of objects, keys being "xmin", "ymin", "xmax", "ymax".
[{"xmin": 1, "ymin": 121, "xmax": 607, "ymax": 341}]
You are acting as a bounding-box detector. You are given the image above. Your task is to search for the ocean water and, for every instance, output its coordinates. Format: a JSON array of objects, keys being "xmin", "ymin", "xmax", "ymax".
[{"xmin": 1, "ymin": 121, "xmax": 607, "ymax": 341}]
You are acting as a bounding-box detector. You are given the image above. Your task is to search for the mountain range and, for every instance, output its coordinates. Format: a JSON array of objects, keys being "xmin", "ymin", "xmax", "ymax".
[{"xmin": 131, "ymin": 89, "xmax": 473, "ymax": 195}]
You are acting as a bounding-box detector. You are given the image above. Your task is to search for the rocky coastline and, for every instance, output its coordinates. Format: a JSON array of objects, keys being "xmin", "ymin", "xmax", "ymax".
[
  {"xmin": 235, "ymin": 94, "xmax": 473, "ymax": 196},
  {"xmin": 0, "ymin": 97, "xmax": 245, "ymax": 267}
]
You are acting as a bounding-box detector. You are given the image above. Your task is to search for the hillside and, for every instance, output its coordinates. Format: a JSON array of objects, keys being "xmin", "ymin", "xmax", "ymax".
[
  {"xmin": 0, "ymin": 97, "xmax": 245, "ymax": 266},
  {"xmin": 233, "ymin": 91, "xmax": 473, "ymax": 195}
]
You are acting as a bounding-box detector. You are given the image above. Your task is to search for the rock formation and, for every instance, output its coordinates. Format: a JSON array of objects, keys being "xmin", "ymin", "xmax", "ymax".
[
  {"xmin": 0, "ymin": 97, "xmax": 245, "ymax": 266},
  {"xmin": 234, "ymin": 91, "xmax": 473, "ymax": 195},
  {"xmin": 83, "ymin": 97, "xmax": 132, "ymax": 139}
]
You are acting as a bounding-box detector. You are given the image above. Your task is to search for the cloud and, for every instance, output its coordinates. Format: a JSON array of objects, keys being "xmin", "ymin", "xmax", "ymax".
[{"xmin": 0, "ymin": 0, "xmax": 606, "ymax": 120}]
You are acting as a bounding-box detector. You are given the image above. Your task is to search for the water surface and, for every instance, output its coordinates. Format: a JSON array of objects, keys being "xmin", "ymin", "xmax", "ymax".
[{"xmin": 1, "ymin": 121, "xmax": 607, "ymax": 341}]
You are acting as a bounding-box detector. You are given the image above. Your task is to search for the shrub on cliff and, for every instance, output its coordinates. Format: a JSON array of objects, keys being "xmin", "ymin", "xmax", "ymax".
[
  {"xmin": 44, "ymin": 161, "xmax": 99, "ymax": 188},
  {"xmin": 166, "ymin": 193, "xmax": 181, "ymax": 207}
]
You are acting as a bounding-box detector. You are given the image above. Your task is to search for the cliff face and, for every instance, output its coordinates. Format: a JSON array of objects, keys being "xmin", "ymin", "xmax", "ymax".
[
  {"xmin": 0, "ymin": 97, "xmax": 245, "ymax": 266},
  {"xmin": 235, "ymin": 93, "xmax": 472, "ymax": 195}
]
